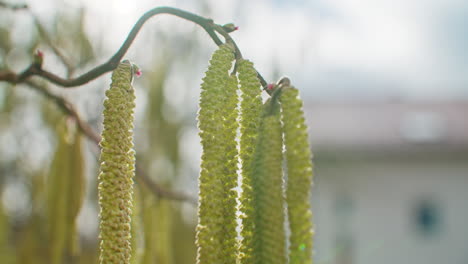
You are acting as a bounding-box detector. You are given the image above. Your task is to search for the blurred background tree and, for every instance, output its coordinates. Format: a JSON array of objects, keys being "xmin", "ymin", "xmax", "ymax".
[{"xmin": 0, "ymin": 2, "xmax": 214, "ymax": 263}]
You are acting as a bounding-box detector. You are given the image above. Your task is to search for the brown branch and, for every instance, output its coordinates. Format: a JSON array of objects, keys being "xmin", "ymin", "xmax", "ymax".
[
  {"xmin": 0, "ymin": 1, "xmax": 27, "ymax": 10},
  {"xmin": 25, "ymin": 80, "xmax": 197, "ymax": 205},
  {"xmin": 136, "ymin": 166, "xmax": 196, "ymax": 205},
  {"xmin": 1, "ymin": 6, "xmax": 272, "ymax": 204},
  {"xmin": 0, "ymin": 6, "xmax": 267, "ymax": 89}
]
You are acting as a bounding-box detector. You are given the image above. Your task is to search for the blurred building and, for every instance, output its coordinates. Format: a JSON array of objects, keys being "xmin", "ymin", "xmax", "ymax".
[{"xmin": 306, "ymin": 99, "xmax": 468, "ymax": 264}]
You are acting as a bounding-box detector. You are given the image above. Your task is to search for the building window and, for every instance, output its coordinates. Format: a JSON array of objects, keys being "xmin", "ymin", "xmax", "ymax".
[{"xmin": 413, "ymin": 199, "xmax": 441, "ymax": 237}]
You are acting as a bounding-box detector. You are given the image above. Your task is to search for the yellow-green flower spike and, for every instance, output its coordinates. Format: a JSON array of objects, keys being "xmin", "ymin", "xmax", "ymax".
[
  {"xmin": 280, "ymin": 87, "xmax": 314, "ymax": 264},
  {"xmin": 219, "ymin": 73, "xmax": 240, "ymax": 262},
  {"xmin": 98, "ymin": 60, "xmax": 137, "ymax": 264},
  {"xmin": 196, "ymin": 44, "xmax": 237, "ymax": 264},
  {"xmin": 250, "ymin": 97, "xmax": 287, "ymax": 264},
  {"xmin": 237, "ymin": 59, "xmax": 263, "ymax": 263}
]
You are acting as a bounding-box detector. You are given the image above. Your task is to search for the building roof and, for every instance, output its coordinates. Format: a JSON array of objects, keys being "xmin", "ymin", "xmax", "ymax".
[{"xmin": 303, "ymin": 99, "xmax": 468, "ymax": 156}]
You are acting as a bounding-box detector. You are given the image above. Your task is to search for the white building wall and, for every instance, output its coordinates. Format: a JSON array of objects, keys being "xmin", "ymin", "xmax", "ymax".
[{"xmin": 313, "ymin": 159, "xmax": 468, "ymax": 264}]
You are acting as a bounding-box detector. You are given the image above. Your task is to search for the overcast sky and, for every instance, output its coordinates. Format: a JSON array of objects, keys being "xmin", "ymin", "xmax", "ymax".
[
  {"xmin": 30, "ymin": 0, "xmax": 468, "ymax": 100},
  {"xmin": 234, "ymin": 0, "xmax": 468, "ymax": 99}
]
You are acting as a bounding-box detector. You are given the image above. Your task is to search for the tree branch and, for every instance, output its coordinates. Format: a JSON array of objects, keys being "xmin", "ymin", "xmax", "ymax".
[
  {"xmin": 0, "ymin": 1, "xmax": 27, "ymax": 10},
  {"xmin": 33, "ymin": 16, "xmax": 76, "ymax": 77},
  {"xmin": 1, "ymin": 6, "xmax": 272, "ymax": 204},
  {"xmin": 25, "ymin": 80, "xmax": 197, "ymax": 205},
  {"xmin": 0, "ymin": 6, "xmax": 267, "ymax": 88}
]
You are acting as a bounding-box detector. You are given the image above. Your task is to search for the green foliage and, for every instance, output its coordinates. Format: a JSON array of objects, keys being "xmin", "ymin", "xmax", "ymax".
[
  {"xmin": 138, "ymin": 59, "xmax": 194, "ymax": 264},
  {"xmin": 47, "ymin": 119, "xmax": 86, "ymax": 264},
  {"xmin": 0, "ymin": 204, "xmax": 15, "ymax": 263},
  {"xmin": 130, "ymin": 188, "xmax": 141, "ymax": 264},
  {"xmin": 139, "ymin": 190, "xmax": 175, "ymax": 264},
  {"xmin": 98, "ymin": 60, "xmax": 136, "ymax": 264}
]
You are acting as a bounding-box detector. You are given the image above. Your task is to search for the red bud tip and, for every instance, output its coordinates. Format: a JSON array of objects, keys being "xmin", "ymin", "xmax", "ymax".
[
  {"xmin": 267, "ymin": 83, "xmax": 274, "ymax": 90},
  {"xmin": 135, "ymin": 69, "xmax": 142, "ymax": 77},
  {"xmin": 36, "ymin": 50, "xmax": 43, "ymax": 58},
  {"xmin": 234, "ymin": 26, "xmax": 239, "ymax": 30}
]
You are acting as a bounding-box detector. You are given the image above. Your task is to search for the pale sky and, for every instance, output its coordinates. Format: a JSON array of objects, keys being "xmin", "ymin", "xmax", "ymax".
[
  {"xmin": 236, "ymin": 0, "xmax": 468, "ymax": 99},
  {"xmin": 27, "ymin": 0, "xmax": 468, "ymax": 100}
]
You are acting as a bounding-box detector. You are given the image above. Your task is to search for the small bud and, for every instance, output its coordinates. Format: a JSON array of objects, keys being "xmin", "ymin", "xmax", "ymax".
[
  {"xmin": 129, "ymin": 62, "xmax": 141, "ymax": 81},
  {"xmin": 276, "ymin": 77, "xmax": 291, "ymax": 87},
  {"xmin": 222, "ymin": 23, "xmax": 238, "ymax": 33},
  {"xmin": 33, "ymin": 50, "xmax": 44, "ymax": 67},
  {"xmin": 265, "ymin": 77, "xmax": 292, "ymax": 95}
]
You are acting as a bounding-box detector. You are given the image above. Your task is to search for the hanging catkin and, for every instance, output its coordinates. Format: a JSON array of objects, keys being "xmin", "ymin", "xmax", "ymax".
[
  {"xmin": 219, "ymin": 73, "xmax": 240, "ymax": 262},
  {"xmin": 196, "ymin": 44, "xmax": 238, "ymax": 264},
  {"xmin": 98, "ymin": 60, "xmax": 137, "ymax": 264},
  {"xmin": 280, "ymin": 87, "xmax": 314, "ymax": 264},
  {"xmin": 237, "ymin": 59, "xmax": 263, "ymax": 263},
  {"xmin": 250, "ymin": 95, "xmax": 287, "ymax": 264}
]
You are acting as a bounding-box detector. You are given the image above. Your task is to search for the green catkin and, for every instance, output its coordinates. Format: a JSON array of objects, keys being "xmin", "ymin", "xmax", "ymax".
[
  {"xmin": 280, "ymin": 87, "xmax": 314, "ymax": 264},
  {"xmin": 251, "ymin": 97, "xmax": 287, "ymax": 264},
  {"xmin": 237, "ymin": 59, "xmax": 263, "ymax": 263},
  {"xmin": 196, "ymin": 44, "xmax": 237, "ymax": 264},
  {"xmin": 220, "ymin": 73, "xmax": 240, "ymax": 262},
  {"xmin": 98, "ymin": 60, "xmax": 136, "ymax": 264}
]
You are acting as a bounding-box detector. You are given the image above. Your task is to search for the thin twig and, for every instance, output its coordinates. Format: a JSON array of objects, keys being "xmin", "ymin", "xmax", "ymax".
[
  {"xmin": 25, "ymin": 80, "xmax": 197, "ymax": 205},
  {"xmin": 0, "ymin": 1, "xmax": 27, "ymax": 10},
  {"xmin": 25, "ymin": 80, "xmax": 101, "ymax": 143},
  {"xmin": 33, "ymin": 16, "xmax": 76, "ymax": 77},
  {"xmin": 0, "ymin": 6, "xmax": 268, "ymax": 88},
  {"xmin": 1, "ymin": 6, "xmax": 269, "ymax": 202}
]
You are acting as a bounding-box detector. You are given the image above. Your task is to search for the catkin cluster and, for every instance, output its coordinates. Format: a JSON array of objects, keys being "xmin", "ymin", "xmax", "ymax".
[
  {"xmin": 196, "ymin": 45, "xmax": 314, "ymax": 264},
  {"xmin": 98, "ymin": 60, "xmax": 136, "ymax": 264}
]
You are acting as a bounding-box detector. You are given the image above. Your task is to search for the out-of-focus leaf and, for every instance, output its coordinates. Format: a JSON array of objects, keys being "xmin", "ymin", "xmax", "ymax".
[
  {"xmin": 16, "ymin": 214, "xmax": 49, "ymax": 264},
  {"xmin": 0, "ymin": 26, "xmax": 11, "ymax": 52},
  {"xmin": 130, "ymin": 187, "xmax": 142, "ymax": 264},
  {"xmin": 39, "ymin": 7, "xmax": 95, "ymax": 71},
  {"xmin": 0, "ymin": 204, "xmax": 15, "ymax": 264},
  {"xmin": 140, "ymin": 188, "xmax": 174, "ymax": 264},
  {"xmin": 140, "ymin": 191, "xmax": 157, "ymax": 264},
  {"xmin": 47, "ymin": 118, "xmax": 86, "ymax": 264}
]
